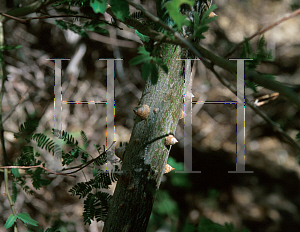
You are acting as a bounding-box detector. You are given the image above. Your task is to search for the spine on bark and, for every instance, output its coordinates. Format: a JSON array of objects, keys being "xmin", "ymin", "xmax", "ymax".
[
  {"xmin": 165, "ymin": 164, "xmax": 175, "ymax": 173},
  {"xmin": 164, "ymin": 134, "xmax": 179, "ymax": 145},
  {"xmin": 133, "ymin": 104, "xmax": 150, "ymax": 120}
]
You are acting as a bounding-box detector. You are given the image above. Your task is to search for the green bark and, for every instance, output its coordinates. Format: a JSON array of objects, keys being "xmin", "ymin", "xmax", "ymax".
[{"xmin": 103, "ymin": 44, "xmax": 184, "ymax": 231}]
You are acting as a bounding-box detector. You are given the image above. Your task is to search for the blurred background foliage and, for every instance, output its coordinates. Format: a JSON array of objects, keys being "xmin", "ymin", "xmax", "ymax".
[{"xmin": 1, "ymin": 0, "xmax": 300, "ymax": 231}]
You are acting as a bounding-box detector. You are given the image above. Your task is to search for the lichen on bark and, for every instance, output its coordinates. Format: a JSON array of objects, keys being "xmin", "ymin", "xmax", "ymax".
[{"xmin": 103, "ymin": 43, "xmax": 184, "ymax": 231}]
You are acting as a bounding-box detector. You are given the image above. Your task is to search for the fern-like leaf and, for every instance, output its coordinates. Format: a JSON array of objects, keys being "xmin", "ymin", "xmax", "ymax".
[
  {"xmin": 69, "ymin": 182, "xmax": 93, "ymax": 199},
  {"xmin": 110, "ymin": 166, "xmax": 120, "ymax": 182},
  {"xmin": 93, "ymin": 144, "xmax": 102, "ymax": 155},
  {"xmin": 31, "ymin": 133, "xmax": 63, "ymax": 157},
  {"xmin": 14, "ymin": 119, "xmax": 39, "ymax": 141},
  {"xmin": 18, "ymin": 146, "xmax": 35, "ymax": 166},
  {"xmin": 83, "ymin": 193, "xmax": 96, "ymax": 225},
  {"xmin": 52, "ymin": 129, "xmax": 79, "ymax": 146},
  {"xmin": 32, "ymin": 167, "xmax": 51, "ymax": 190},
  {"xmin": 93, "ymin": 171, "xmax": 112, "ymax": 189},
  {"xmin": 81, "ymin": 131, "xmax": 88, "ymax": 149},
  {"xmin": 94, "ymin": 153, "xmax": 107, "ymax": 166},
  {"xmin": 83, "ymin": 192, "xmax": 112, "ymax": 224}
]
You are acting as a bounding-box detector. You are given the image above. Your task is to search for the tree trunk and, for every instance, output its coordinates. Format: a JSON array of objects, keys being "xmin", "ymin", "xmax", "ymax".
[{"xmin": 103, "ymin": 43, "xmax": 184, "ymax": 231}]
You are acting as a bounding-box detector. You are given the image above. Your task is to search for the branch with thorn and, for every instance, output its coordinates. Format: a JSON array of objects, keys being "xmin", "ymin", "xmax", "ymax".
[{"xmin": 61, "ymin": 141, "xmax": 116, "ymax": 174}]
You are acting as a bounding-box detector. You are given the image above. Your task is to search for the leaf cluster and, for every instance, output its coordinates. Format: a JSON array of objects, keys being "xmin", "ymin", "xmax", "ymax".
[
  {"xmin": 192, "ymin": 4, "xmax": 218, "ymax": 40},
  {"xmin": 128, "ymin": 11, "xmax": 157, "ymax": 43},
  {"xmin": 55, "ymin": 19, "xmax": 95, "ymax": 37},
  {"xmin": 52, "ymin": 0, "xmax": 121, "ymax": 38},
  {"xmin": 241, "ymin": 35, "xmax": 273, "ymax": 69},
  {"xmin": 51, "ymin": 0, "xmax": 217, "ymax": 86},
  {"xmin": 159, "ymin": 0, "xmax": 218, "ymax": 39},
  {"xmin": 128, "ymin": 1, "xmax": 217, "ymax": 85},
  {"xmin": 129, "ymin": 47, "xmax": 168, "ymax": 84},
  {"xmin": 164, "ymin": 0, "xmax": 196, "ymax": 29},
  {"xmin": 69, "ymin": 164, "xmax": 120, "ymax": 224},
  {"xmin": 240, "ymin": 36, "xmax": 275, "ymax": 93},
  {"xmin": 4, "ymin": 213, "xmax": 38, "ymax": 230},
  {"xmin": 10, "ymin": 118, "xmax": 123, "ymax": 226}
]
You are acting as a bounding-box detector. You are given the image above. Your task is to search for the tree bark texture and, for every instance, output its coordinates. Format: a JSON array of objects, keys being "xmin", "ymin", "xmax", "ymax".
[{"xmin": 103, "ymin": 43, "xmax": 184, "ymax": 231}]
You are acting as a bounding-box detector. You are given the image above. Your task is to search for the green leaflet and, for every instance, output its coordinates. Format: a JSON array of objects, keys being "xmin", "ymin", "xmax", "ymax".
[
  {"xmin": 129, "ymin": 54, "xmax": 153, "ymax": 66},
  {"xmin": 17, "ymin": 212, "xmax": 39, "ymax": 227},
  {"xmin": 90, "ymin": 0, "xmax": 107, "ymax": 14},
  {"xmin": 55, "ymin": 20, "xmax": 89, "ymax": 38},
  {"xmin": 193, "ymin": 4, "xmax": 218, "ymax": 40},
  {"xmin": 12, "ymin": 181, "xmax": 18, "ymax": 203},
  {"xmin": 12, "ymin": 167, "xmax": 20, "ymax": 178},
  {"xmin": 164, "ymin": 0, "xmax": 195, "ymax": 29},
  {"xmin": 130, "ymin": 47, "xmax": 169, "ymax": 84},
  {"xmin": 110, "ymin": 0, "xmax": 130, "ymax": 21},
  {"xmin": 32, "ymin": 167, "xmax": 51, "ymax": 190},
  {"xmin": 194, "ymin": 25, "xmax": 209, "ymax": 39},
  {"xmin": 200, "ymin": 4, "xmax": 218, "ymax": 25},
  {"xmin": 150, "ymin": 63, "xmax": 159, "ymax": 84},
  {"xmin": 83, "ymin": 21, "xmax": 109, "ymax": 34},
  {"xmin": 4, "ymin": 215, "xmax": 18, "ymax": 229},
  {"xmin": 0, "ymin": 45, "xmax": 22, "ymax": 51},
  {"xmin": 240, "ymin": 35, "xmax": 274, "ymax": 92},
  {"xmin": 13, "ymin": 117, "xmax": 121, "ymax": 226},
  {"xmin": 136, "ymin": 30, "xmax": 150, "ymax": 42},
  {"xmin": 142, "ymin": 62, "xmax": 152, "ymax": 80}
]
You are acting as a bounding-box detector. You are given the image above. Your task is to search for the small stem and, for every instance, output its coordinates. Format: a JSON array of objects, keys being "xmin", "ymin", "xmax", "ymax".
[
  {"xmin": 0, "ymin": 20, "xmax": 8, "ymax": 166},
  {"xmin": 225, "ymin": 8, "xmax": 300, "ymax": 57},
  {"xmin": 0, "ymin": 164, "xmax": 76, "ymax": 178},
  {"xmin": 0, "ymin": 13, "xmax": 123, "ymax": 29},
  {"xmin": 4, "ymin": 168, "xmax": 18, "ymax": 232},
  {"xmin": 125, "ymin": 0, "xmax": 211, "ymax": 66},
  {"xmin": 210, "ymin": 66, "xmax": 300, "ymax": 151}
]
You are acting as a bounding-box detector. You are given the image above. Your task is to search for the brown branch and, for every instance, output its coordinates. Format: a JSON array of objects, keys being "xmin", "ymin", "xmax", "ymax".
[
  {"xmin": 0, "ymin": 13, "xmax": 122, "ymax": 29},
  {"xmin": 114, "ymin": 2, "xmax": 300, "ymax": 110},
  {"xmin": 61, "ymin": 141, "xmax": 116, "ymax": 174},
  {"xmin": 0, "ymin": 12, "xmax": 27, "ymax": 23},
  {"xmin": 0, "ymin": 18, "xmax": 8, "ymax": 166},
  {"xmin": 0, "ymin": 164, "xmax": 76, "ymax": 178},
  {"xmin": 0, "ymin": 0, "xmax": 58, "ymax": 23},
  {"xmin": 1, "ymin": 142, "xmax": 116, "ymax": 177},
  {"xmin": 3, "ymin": 88, "xmax": 29, "ymax": 123},
  {"xmin": 88, "ymin": 31, "xmax": 137, "ymax": 48},
  {"xmin": 124, "ymin": 0, "xmax": 211, "ymax": 66},
  {"xmin": 209, "ymin": 66, "xmax": 300, "ymax": 151},
  {"xmin": 225, "ymin": 8, "xmax": 300, "ymax": 57}
]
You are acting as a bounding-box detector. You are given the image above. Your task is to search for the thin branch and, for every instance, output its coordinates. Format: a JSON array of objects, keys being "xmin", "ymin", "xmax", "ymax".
[
  {"xmin": 61, "ymin": 141, "xmax": 116, "ymax": 174},
  {"xmin": 3, "ymin": 89, "xmax": 29, "ymax": 123},
  {"xmin": 0, "ymin": 13, "xmax": 123, "ymax": 30},
  {"xmin": 4, "ymin": 168, "xmax": 17, "ymax": 231},
  {"xmin": 120, "ymin": 2, "xmax": 300, "ymax": 110},
  {"xmin": 209, "ymin": 66, "xmax": 300, "ymax": 151},
  {"xmin": 88, "ymin": 31, "xmax": 137, "ymax": 48},
  {"xmin": 124, "ymin": 0, "xmax": 211, "ymax": 67},
  {"xmin": 0, "ymin": 22, "xmax": 8, "ymax": 166},
  {"xmin": 0, "ymin": 164, "xmax": 76, "ymax": 178},
  {"xmin": 109, "ymin": 2, "xmax": 300, "ymax": 110},
  {"xmin": 0, "ymin": 13, "xmax": 27, "ymax": 23},
  {"xmin": 225, "ymin": 8, "xmax": 300, "ymax": 57},
  {"xmin": 2, "ymin": 0, "xmax": 299, "ymax": 112},
  {"xmin": 1, "ymin": 10, "xmax": 18, "ymax": 231},
  {"xmin": 246, "ymin": 70, "xmax": 300, "ymax": 109},
  {"xmin": 122, "ymin": 14, "xmax": 176, "ymax": 44},
  {"xmin": 3, "ymin": 1, "xmax": 298, "ymax": 152},
  {"xmin": 0, "ymin": 0, "xmax": 58, "ymax": 23},
  {"xmin": 0, "ymin": 141, "xmax": 116, "ymax": 177}
]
